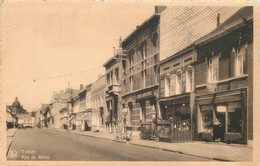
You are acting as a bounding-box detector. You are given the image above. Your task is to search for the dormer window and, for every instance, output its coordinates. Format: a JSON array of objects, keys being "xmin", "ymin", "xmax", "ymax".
[{"xmin": 208, "ymin": 56, "xmax": 219, "ymax": 83}]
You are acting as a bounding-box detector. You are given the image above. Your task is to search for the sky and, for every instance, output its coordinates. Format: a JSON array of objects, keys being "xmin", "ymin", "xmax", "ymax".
[
  {"xmin": 1, "ymin": 2, "xmax": 154, "ymax": 111},
  {"xmin": 1, "ymin": 2, "xmax": 242, "ymax": 112}
]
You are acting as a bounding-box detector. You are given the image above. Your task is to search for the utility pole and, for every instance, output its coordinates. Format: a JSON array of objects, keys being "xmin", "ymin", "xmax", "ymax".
[{"xmin": 115, "ymin": 36, "xmax": 127, "ymax": 139}]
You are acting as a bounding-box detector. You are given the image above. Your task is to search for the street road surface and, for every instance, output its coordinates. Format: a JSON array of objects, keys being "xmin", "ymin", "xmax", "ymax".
[{"xmin": 7, "ymin": 129, "xmax": 210, "ymax": 161}]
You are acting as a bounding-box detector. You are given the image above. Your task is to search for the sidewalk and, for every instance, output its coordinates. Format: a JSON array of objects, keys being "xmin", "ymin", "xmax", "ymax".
[
  {"xmin": 6, "ymin": 128, "xmax": 16, "ymax": 155},
  {"xmin": 53, "ymin": 129, "xmax": 253, "ymax": 161}
]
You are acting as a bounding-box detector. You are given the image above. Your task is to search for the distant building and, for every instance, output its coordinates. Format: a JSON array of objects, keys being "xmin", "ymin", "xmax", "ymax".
[
  {"xmin": 91, "ymin": 74, "xmax": 107, "ymax": 132},
  {"xmin": 50, "ymin": 88, "xmax": 80, "ymax": 129},
  {"xmin": 40, "ymin": 104, "xmax": 52, "ymax": 128},
  {"xmin": 103, "ymin": 43, "xmax": 123, "ymax": 134},
  {"xmin": 72, "ymin": 84, "xmax": 93, "ymax": 131},
  {"xmin": 6, "ymin": 97, "xmax": 28, "ymax": 128}
]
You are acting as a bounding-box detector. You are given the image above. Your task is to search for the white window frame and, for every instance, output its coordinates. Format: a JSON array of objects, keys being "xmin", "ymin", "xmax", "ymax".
[
  {"xmin": 186, "ymin": 67, "xmax": 193, "ymax": 93},
  {"xmin": 208, "ymin": 56, "xmax": 219, "ymax": 83},
  {"xmin": 235, "ymin": 45, "xmax": 246, "ymax": 76},
  {"xmin": 165, "ymin": 76, "xmax": 170, "ymax": 97}
]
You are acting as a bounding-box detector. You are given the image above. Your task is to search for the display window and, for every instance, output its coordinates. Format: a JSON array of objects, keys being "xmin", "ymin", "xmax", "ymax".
[
  {"xmin": 228, "ymin": 102, "xmax": 242, "ymax": 133},
  {"xmin": 200, "ymin": 105, "xmax": 214, "ymax": 133}
]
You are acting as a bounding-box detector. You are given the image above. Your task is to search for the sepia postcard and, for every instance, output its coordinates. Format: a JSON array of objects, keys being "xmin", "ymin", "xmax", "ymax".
[{"xmin": 0, "ymin": 0, "xmax": 259, "ymax": 166}]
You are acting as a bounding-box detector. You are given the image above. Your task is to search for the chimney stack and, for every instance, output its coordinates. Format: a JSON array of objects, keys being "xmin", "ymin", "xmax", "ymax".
[
  {"xmin": 80, "ymin": 84, "xmax": 83, "ymax": 90},
  {"xmin": 217, "ymin": 13, "xmax": 220, "ymax": 26},
  {"xmin": 155, "ymin": 6, "xmax": 166, "ymax": 14}
]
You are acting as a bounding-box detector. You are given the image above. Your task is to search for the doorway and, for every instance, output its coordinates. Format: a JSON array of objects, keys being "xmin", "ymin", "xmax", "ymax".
[{"xmin": 213, "ymin": 106, "xmax": 226, "ymax": 142}]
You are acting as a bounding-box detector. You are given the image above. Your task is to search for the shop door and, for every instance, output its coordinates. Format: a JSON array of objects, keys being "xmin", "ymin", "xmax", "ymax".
[{"xmin": 214, "ymin": 106, "xmax": 226, "ymax": 142}]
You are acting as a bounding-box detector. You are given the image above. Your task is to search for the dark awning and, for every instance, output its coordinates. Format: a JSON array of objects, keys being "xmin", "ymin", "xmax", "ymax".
[
  {"xmin": 196, "ymin": 89, "xmax": 244, "ymax": 105},
  {"xmin": 158, "ymin": 93, "xmax": 190, "ymax": 105}
]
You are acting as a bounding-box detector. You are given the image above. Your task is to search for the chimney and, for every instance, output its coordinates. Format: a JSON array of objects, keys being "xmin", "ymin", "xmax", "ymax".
[
  {"xmin": 217, "ymin": 13, "xmax": 220, "ymax": 26},
  {"xmin": 113, "ymin": 47, "xmax": 116, "ymax": 54},
  {"xmin": 155, "ymin": 6, "xmax": 166, "ymax": 14},
  {"xmin": 136, "ymin": 25, "xmax": 140, "ymax": 29},
  {"xmin": 80, "ymin": 84, "xmax": 83, "ymax": 90}
]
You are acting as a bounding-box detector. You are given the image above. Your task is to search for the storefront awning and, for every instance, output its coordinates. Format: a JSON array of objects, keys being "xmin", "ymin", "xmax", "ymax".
[
  {"xmin": 196, "ymin": 89, "xmax": 243, "ymax": 105},
  {"xmin": 67, "ymin": 115, "xmax": 75, "ymax": 122},
  {"xmin": 158, "ymin": 93, "xmax": 190, "ymax": 105},
  {"xmin": 78, "ymin": 112, "xmax": 92, "ymax": 121}
]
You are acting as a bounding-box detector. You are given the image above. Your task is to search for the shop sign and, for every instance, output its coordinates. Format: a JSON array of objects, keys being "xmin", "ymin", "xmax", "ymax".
[
  {"xmin": 162, "ymin": 99, "xmax": 189, "ymax": 106},
  {"xmin": 216, "ymin": 106, "xmax": 226, "ymax": 112},
  {"xmin": 136, "ymin": 90, "xmax": 153, "ymax": 100},
  {"xmin": 206, "ymin": 83, "xmax": 217, "ymax": 92}
]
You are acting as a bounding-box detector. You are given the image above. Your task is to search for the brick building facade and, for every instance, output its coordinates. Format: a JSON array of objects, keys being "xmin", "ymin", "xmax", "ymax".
[
  {"xmin": 193, "ymin": 7, "xmax": 253, "ymax": 145},
  {"xmin": 121, "ymin": 13, "xmax": 160, "ymax": 133}
]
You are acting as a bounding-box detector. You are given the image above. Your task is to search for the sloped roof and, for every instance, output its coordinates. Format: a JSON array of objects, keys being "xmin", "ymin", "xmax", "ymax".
[
  {"xmin": 6, "ymin": 112, "xmax": 13, "ymax": 122},
  {"xmin": 194, "ymin": 6, "xmax": 253, "ymax": 45}
]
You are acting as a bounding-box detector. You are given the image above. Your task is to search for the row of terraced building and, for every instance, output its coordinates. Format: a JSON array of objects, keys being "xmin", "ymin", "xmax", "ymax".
[{"xmin": 39, "ymin": 6, "xmax": 254, "ymax": 147}]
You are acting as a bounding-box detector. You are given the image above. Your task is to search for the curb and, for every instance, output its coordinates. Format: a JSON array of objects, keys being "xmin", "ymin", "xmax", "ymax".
[
  {"xmin": 126, "ymin": 141, "xmax": 232, "ymax": 162},
  {"xmin": 52, "ymin": 129, "xmax": 233, "ymax": 161},
  {"xmin": 6, "ymin": 129, "xmax": 16, "ymax": 157},
  {"xmin": 6, "ymin": 140, "xmax": 13, "ymax": 157},
  {"xmin": 7, "ymin": 129, "xmax": 16, "ymax": 137}
]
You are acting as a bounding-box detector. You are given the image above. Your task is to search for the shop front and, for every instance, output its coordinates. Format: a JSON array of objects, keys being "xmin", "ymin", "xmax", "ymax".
[
  {"xmin": 135, "ymin": 89, "xmax": 157, "ymax": 140},
  {"xmin": 157, "ymin": 93, "xmax": 194, "ymax": 142},
  {"xmin": 75, "ymin": 111, "xmax": 92, "ymax": 131},
  {"xmin": 196, "ymin": 88, "xmax": 247, "ymax": 144}
]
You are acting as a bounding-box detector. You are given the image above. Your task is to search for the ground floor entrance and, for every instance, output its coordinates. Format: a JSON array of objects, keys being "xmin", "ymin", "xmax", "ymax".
[{"xmin": 196, "ymin": 89, "xmax": 247, "ymax": 144}]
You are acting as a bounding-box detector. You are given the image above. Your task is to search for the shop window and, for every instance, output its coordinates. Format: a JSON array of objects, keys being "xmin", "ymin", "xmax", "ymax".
[
  {"xmin": 176, "ymin": 72, "xmax": 182, "ymax": 95},
  {"xmin": 165, "ymin": 76, "xmax": 170, "ymax": 97},
  {"xmin": 186, "ymin": 68, "xmax": 193, "ymax": 92},
  {"xmin": 235, "ymin": 46, "xmax": 246, "ymax": 76},
  {"xmin": 200, "ymin": 105, "xmax": 214, "ymax": 133},
  {"xmin": 228, "ymin": 102, "xmax": 242, "ymax": 133},
  {"xmin": 208, "ymin": 56, "xmax": 219, "ymax": 83}
]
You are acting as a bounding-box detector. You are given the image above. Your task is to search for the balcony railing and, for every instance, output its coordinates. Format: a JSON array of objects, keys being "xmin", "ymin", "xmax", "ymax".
[{"xmin": 106, "ymin": 84, "xmax": 120, "ymax": 95}]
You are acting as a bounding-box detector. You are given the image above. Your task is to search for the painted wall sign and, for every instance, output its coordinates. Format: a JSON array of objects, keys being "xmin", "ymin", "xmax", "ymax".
[{"xmin": 136, "ymin": 90, "xmax": 153, "ymax": 100}]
